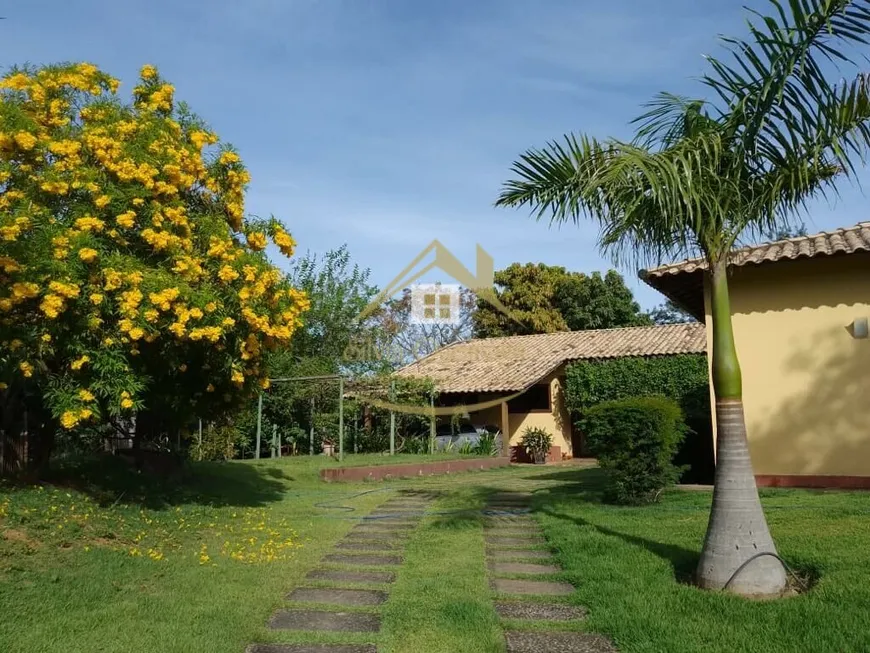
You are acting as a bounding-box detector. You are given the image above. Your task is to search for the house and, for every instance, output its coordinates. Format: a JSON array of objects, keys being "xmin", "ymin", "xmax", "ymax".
[
  {"xmin": 396, "ymin": 323, "xmax": 706, "ymax": 460},
  {"xmin": 643, "ymin": 222, "xmax": 870, "ymax": 488}
]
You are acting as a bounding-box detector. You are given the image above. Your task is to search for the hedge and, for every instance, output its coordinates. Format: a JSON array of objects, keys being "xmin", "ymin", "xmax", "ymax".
[
  {"xmin": 564, "ymin": 354, "xmax": 709, "ymax": 419},
  {"xmin": 582, "ymin": 396, "xmax": 687, "ymax": 503}
]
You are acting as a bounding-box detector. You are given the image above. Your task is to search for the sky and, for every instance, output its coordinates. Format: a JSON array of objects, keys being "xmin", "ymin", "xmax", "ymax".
[{"xmin": 3, "ymin": 0, "xmax": 869, "ymax": 309}]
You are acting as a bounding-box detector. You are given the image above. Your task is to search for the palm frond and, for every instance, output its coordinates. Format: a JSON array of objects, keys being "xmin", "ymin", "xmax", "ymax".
[{"xmin": 703, "ymin": 0, "xmax": 870, "ymax": 170}]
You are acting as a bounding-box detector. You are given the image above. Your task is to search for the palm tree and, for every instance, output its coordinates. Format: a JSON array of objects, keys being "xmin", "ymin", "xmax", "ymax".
[{"xmin": 496, "ymin": 0, "xmax": 870, "ymax": 596}]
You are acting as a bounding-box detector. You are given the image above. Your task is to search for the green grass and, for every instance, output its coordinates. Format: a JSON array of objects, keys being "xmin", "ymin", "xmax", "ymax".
[{"xmin": 2, "ymin": 457, "xmax": 870, "ymax": 652}]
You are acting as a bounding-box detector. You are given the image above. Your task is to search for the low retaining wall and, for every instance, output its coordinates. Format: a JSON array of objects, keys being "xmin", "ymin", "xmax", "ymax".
[
  {"xmin": 321, "ymin": 457, "xmax": 511, "ymax": 482},
  {"xmin": 756, "ymin": 474, "xmax": 870, "ymax": 489}
]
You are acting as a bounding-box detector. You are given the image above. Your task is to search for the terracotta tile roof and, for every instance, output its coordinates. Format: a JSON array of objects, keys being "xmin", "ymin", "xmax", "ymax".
[
  {"xmin": 395, "ymin": 323, "xmax": 706, "ymax": 393},
  {"xmin": 644, "ymin": 222, "xmax": 870, "ymax": 278},
  {"xmin": 641, "ymin": 222, "xmax": 870, "ymax": 319}
]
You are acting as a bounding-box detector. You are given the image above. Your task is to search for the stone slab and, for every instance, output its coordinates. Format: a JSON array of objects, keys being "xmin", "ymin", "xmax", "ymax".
[
  {"xmin": 323, "ymin": 553, "xmax": 402, "ymax": 566},
  {"xmin": 366, "ymin": 513, "xmax": 422, "ymax": 520},
  {"xmin": 487, "ymin": 548, "xmax": 554, "ymax": 561},
  {"xmin": 495, "ymin": 602, "xmax": 587, "ymax": 621},
  {"xmin": 344, "ymin": 531, "xmax": 408, "ymax": 542},
  {"xmin": 287, "ymin": 587, "xmax": 387, "ymax": 606},
  {"xmin": 247, "ymin": 645, "xmax": 377, "ymax": 653},
  {"xmin": 268, "ymin": 609, "xmax": 380, "ymax": 632},
  {"xmin": 335, "ymin": 541, "xmax": 401, "ymax": 552},
  {"xmin": 505, "ymin": 632, "xmax": 617, "ymax": 652},
  {"xmin": 490, "ymin": 561, "xmax": 562, "ymax": 575},
  {"xmin": 306, "ymin": 569, "xmax": 396, "ymax": 584},
  {"xmin": 485, "ymin": 536, "xmax": 545, "ymax": 546},
  {"xmin": 493, "ymin": 579, "xmax": 574, "ymax": 596},
  {"xmin": 354, "ymin": 522, "xmax": 415, "ymax": 531}
]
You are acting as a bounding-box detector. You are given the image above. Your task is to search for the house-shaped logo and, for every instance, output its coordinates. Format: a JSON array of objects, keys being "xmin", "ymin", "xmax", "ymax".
[
  {"xmin": 358, "ymin": 240, "xmax": 511, "ymax": 322},
  {"xmin": 352, "ymin": 240, "xmax": 524, "ymax": 418}
]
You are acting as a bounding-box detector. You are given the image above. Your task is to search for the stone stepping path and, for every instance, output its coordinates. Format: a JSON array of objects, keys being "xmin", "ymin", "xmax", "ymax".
[
  {"xmin": 335, "ymin": 541, "xmax": 402, "ymax": 552},
  {"xmin": 496, "ymin": 602, "xmax": 587, "ymax": 621},
  {"xmin": 490, "ymin": 561, "xmax": 562, "ymax": 575},
  {"xmin": 268, "ymin": 610, "xmax": 381, "ymax": 632},
  {"xmin": 482, "ymin": 493, "xmax": 618, "ymax": 652},
  {"xmin": 247, "ymin": 645, "xmax": 376, "ymax": 653},
  {"xmin": 492, "ymin": 578, "xmax": 575, "ymax": 596},
  {"xmin": 487, "ymin": 548, "xmax": 556, "ymax": 561},
  {"xmin": 486, "ymin": 535, "xmax": 546, "ymax": 546},
  {"xmin": 344, "ymin": 531, "xmax": 408, "ymax": 542},
  {"xmin": 505, "ymin": 632, "xmax": 618, "ymax": 652},
  {"xmin": 306, "ymin": 569, "xmax": 396, "ymax": 584},
  {"xmin": 249, "ymin": 494, "xmax": 434, "ymax": 651},
  {"xmin": 322, "ymin": 553, "xmax": 403, "ymax": 567},
  {"xmin": 287, "ymin": 588, "xmax": 387, "ymax": 607}
]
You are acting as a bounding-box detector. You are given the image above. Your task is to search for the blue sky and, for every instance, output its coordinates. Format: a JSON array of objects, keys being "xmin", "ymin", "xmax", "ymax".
[{"xmin": 4, "ymin": 0, "xmax": 869, "ymax": 308}]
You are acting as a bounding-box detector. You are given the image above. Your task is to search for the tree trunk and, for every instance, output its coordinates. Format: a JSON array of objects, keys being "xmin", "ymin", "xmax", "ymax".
[{"xmin": 696, "ymin": 261, "xmax": 786, "ymax": 596}]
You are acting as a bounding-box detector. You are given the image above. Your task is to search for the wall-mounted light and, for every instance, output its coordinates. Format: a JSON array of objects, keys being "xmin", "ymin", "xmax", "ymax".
[{"xmin": 851, "ymin": 317, "xmax": 869, "ymax": 339}]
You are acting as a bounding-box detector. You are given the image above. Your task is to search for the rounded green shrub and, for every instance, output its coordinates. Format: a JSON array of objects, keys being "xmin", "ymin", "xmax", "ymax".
[{"xmin": 582, "ymin": 396, "xmax": 687, "ymax": 504}]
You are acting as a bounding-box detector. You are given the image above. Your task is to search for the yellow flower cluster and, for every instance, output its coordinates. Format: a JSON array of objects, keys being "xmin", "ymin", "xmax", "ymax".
[{"xmin": 0, "ymin": 62, "xmax": 308, "ymax": 426}]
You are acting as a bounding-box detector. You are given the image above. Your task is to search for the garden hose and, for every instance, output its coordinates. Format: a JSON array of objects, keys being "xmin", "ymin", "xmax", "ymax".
[{"xmin": 721, "ymin": 551, "xmax": 808, "ymax": 593}]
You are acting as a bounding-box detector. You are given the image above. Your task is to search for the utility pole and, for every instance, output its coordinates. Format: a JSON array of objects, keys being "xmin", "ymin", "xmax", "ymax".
[
  {"xmin": 338, "ymin": 377, "xmax": 344, "ymax": 462},
  {"xmin": 255, "ymin": 393, "xmax": 263, "ymax": 459},
  {"xmin": 389, "ymin": 379, "xmax": 396, "ymax": 456}
]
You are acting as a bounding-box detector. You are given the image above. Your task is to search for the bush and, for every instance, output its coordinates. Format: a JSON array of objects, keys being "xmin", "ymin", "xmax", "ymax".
[
  {"xmin": 473, "ymin": 432, "xmax": 500, "ymax": 457},
  {"xmin": 519, "ymin": 426, "xmax": 553, "ymax": 463},
  {"xmin": 582, "ymin": 396, "xmax": 686, "ymax": 504}
]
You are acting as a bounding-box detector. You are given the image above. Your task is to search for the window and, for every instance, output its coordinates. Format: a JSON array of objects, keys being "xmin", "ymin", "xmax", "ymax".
[{"xmin": 508, "ymin": 384, "xmax": 551, "ymax": 413}]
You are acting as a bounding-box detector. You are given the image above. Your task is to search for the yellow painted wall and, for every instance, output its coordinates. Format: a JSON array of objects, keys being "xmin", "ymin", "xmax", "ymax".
[
  {"xmin": 505, "ymin": 369, "xmax": 573, "ymax": 456},
  {"xmin": 704, "ymin": 253, "xmax": 870, "ymax": 477},
  {"xmin": 463, "ymin": 368, "xmax": 573, "ymax": 456}
]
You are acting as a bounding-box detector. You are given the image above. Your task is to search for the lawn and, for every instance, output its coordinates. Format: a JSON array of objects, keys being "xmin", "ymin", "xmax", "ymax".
[{"xmin": 1, "ymin": 457, "xmax": 869, "ymax": 653}]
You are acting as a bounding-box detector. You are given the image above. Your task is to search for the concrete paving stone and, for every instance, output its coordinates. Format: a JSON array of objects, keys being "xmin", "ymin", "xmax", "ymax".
[
  {"xmin": 366, "ymin": 513, "xmax": 423, "ymax": 520},
  {"xmin": 495, "ymin": 602, "xmax": 587, "ymax": 621},
  {"xmin": 487, "ymin": 548, "xmax": 555, "ymax": 561},
  {"xmin": 485, "ymin": 536, "xmax": 546, "ymax": 546},
  {"xmin": 306, "ymin": 569, "xmax": 396, "ymax": 584},
  {"xmin": 287, "ymin": 587, "xmax": 387, "ymax": 607},
  {"xmin": 335, "ymin": 541, "xmax": 401, "ymax": 552},
  {"xmin": 505, "ymin": 632, "xmax": 617, "ymax": 652},
  {"xmin": 247, "ymin": 645, "xmax": 377, "ymax": 653},
  {"xmin": 344, "ymin": 531, "xmax": 408, "ymax": 542},
  {"xmin": 322, "ymin": 553, "xmax": 403, "ymax": 566},
  {"xmin": 353, "ymin": 519, "xmax": 417, "ymax": 531},
  {"xmin": 268, "ymin": 610, "xmax": 380, "ymax": 632},
  {"xmin": 490, "ymin": 561, "xmax": 562, "ymax": 575},
  {"xmin": 492, "ymin": 579, "xmax": 575, "ymax": 596}
]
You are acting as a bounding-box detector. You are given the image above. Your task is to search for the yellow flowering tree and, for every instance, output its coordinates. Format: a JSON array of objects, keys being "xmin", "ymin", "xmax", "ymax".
[{"xmin": 0, "ymin": 62, "xmax": 308, "ymax": 461}]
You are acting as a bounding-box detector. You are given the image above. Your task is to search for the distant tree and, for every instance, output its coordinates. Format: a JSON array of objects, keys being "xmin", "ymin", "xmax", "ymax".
[
  {"xmin": 473, "ymin": 263, "xmax": 569, "ymax": 338},
  {"xmin": 555, "ymin": 270, "xmax": 652, "ymax": 330},
  {"xmin": 289, "ymin": 245, "xmax": 378, "ymax": 363},
  {"xmin": 646, "ymin": 300, "xmax": 697, "ymax": 325},
  {"xmin": 765, "ymin": 222, "xmax": 808, "ymax": 241},
  {"xmin": 374, "ymin": 287, "xmax": 476, "ymax": 366},
  {"xmin": 473, "ymin": 263, "xmax": 650, "ymax": 337}
]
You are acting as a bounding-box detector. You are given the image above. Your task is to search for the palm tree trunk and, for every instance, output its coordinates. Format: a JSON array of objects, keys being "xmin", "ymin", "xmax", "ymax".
[{"xmin": 695, "ymin": 261, "xmax": 786, "ymax": 596}]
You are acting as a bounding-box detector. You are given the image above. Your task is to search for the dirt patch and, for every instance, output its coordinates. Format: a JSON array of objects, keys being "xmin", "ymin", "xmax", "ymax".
[{"xmin": 1, "ymin": 528, "xmax": 42, "ymax": 549}]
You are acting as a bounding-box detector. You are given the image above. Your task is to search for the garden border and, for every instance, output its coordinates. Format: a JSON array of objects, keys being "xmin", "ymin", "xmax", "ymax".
[{"xmin": 321, "ymin": 457, "xmax": 511, "ymax": 482}]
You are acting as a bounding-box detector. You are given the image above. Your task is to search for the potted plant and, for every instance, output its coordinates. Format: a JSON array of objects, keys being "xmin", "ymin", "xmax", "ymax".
[
  {"xmin": 322, "ymin": 437, "xmax": 335, "ymax": 457},
  {"xmin": 520, "ymin": 427, "xmax": 552, "ymax": 464}
]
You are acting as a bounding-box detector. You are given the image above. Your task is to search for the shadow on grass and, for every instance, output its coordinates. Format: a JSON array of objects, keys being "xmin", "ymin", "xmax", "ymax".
[
  {"xmin": 542, "ymin": 507, "xmax": 699, "ymax": 584},
  {"xmin": 41, "ymin": 454, "xmax": 289, "ymax": 509}
]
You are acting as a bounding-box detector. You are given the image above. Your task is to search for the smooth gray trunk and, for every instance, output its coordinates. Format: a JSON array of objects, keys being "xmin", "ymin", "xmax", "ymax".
[{"xmin": 696, "ymin": 399, "xmax": 786, "ymax": 595}]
